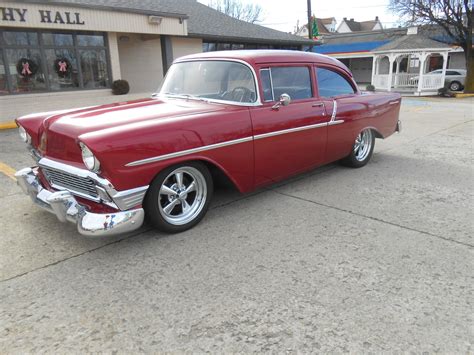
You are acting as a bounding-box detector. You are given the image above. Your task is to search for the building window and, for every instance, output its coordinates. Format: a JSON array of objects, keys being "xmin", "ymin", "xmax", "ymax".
[
  {"xmin": 0, "ymin": 50, "xmax": 7, "ymax": 94},
  {"xmin": 203, "ymin": 41, "xmax": 301, "ymax": 52},
  {"xmin": 0, "ymin": 29, "xmax": 111, "ymax": 95}
]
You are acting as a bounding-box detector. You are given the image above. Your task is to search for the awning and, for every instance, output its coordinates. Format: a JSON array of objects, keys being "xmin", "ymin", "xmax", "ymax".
[{"xmin": 313, "ymin": 40, "xmax": 389, "ymax": 55}]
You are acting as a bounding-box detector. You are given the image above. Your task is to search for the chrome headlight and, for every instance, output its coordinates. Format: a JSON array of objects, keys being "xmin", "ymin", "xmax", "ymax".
[
  {"xmin": 18, "ymin": 126, "xmax": 31, "ymax": 143},
  {"xmin": 79, "ymin": 142, "xmax": 100, "ymax": 172}
]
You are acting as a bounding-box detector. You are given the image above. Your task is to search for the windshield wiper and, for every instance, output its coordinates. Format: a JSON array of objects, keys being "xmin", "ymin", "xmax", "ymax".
[{"xmin": 160, "ymin": 93, "xmax": 208, "ymax": 102}]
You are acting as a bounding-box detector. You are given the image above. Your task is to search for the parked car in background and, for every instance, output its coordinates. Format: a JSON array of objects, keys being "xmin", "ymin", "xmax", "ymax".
[
  {"xmin": 15, "ymin": 51, "xmax": 402, "ymax": 236},
  {"xmin": 411, "ymin": 69, "xmax": 466, "ymax": 91}
]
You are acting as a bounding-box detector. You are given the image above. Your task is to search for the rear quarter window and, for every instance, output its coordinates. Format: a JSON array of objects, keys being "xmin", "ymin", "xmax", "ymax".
[{"xmin": 316, "ymin": 67, "xmax": 356, "ymax": 98}]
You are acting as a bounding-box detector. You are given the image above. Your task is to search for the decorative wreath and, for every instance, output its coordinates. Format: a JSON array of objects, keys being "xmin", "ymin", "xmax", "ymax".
[
  {"xmin": 16, "ymin": 58, "xmax": 38, "ymax": 78},
  {"xmin": 54, "ymin": 58, "xmax": 72, "ymax": 78}
]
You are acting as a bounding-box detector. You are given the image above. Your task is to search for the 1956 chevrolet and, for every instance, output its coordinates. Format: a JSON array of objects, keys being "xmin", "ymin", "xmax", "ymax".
[{"xmin": 15, "ymin": 50, "xmax": 401, "ymax": 236}]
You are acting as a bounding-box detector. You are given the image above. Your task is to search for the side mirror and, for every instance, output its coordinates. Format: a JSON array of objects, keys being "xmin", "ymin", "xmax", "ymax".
[{"xmin": 272, "ymin": 93, "xmax": 291, "ymax": 110}]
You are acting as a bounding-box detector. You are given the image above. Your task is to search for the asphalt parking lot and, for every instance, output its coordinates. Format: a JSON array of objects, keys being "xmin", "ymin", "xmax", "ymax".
[{"xmin": 0, "ymin": 97, "xmax": 473, "ymax": 352}]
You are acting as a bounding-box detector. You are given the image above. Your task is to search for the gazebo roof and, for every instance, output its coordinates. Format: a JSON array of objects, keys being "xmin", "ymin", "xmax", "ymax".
[{"xmin": 373, "ymin": 34, "xmax": 451, "ymax": 52}]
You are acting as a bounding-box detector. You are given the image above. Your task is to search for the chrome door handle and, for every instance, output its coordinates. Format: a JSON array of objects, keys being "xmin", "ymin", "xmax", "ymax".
[{"xmin": 312, "ymin": 102, "xmax": 324, "ymax": 107}]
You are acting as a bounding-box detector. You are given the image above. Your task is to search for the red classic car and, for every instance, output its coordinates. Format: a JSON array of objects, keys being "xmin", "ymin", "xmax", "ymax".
[{"xmin": 15, "ymin": 50, "xmax": 401, "ymax": 236}]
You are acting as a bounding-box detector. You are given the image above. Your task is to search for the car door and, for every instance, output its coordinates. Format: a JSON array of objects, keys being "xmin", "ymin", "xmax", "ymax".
[
  {"xmin": 250, "ymin": 64, "xmax": 329, "ymax": 187},
  {"xmin": 314, "ymin": 66, "xmax": 363, "ymax": 163}
]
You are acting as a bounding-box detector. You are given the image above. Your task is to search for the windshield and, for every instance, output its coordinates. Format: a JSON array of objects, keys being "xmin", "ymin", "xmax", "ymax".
[{"xmin": 159, "ymin": 60, "xmax": 257, "ymax": 104}]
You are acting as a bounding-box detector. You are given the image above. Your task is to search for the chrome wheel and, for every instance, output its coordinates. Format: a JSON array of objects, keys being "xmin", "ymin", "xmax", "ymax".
[
  {"xmin": 354, "ymin": 129, "xmax": 373, "ymax": 162},
  {"xmin": 158, "ymin": 167, "xmax": 207, "ymax": 226}
]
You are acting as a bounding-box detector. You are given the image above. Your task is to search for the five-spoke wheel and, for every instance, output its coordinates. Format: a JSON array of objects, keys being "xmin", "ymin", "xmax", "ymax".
[{"xmin": 145, "ymin": 162, "xmax": 213, "ymax": 233}]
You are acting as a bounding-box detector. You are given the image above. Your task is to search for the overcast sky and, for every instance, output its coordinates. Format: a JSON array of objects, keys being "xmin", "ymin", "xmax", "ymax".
[{"xmin": 198, "ymin": 0, "xmax": 401, "ymax": 33}]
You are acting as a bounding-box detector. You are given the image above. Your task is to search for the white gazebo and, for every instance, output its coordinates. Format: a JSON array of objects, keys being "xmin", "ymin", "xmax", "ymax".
[{"xmin": 371, "ymin": 32, "xmax": 453, "ymax": 95}]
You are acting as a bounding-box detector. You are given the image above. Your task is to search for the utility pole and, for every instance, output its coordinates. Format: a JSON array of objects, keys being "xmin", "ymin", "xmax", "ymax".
[{"xmin": 307, "ymin": 0, "xmax": 312, "ymax": 39}]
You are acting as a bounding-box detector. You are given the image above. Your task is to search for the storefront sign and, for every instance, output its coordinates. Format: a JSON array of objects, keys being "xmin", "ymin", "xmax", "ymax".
[{"xmin": 1, "ymin": 7, "xmax": 85, "ymax": 25}]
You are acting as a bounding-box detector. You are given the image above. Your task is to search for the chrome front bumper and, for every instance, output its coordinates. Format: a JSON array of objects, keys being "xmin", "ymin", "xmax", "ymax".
[{"xmin": 15, "ymin": 167, "xmax": 145, "ymax": 237}]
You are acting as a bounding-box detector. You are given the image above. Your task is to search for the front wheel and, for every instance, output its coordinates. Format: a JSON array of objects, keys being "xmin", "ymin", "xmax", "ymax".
[
  {"xmin": 144, "ymin": 162, "xmax": 213, "ymax": 233},
  {"xmin": 341, "ymin": 129, "xmax": 375, "ymax": 168}
]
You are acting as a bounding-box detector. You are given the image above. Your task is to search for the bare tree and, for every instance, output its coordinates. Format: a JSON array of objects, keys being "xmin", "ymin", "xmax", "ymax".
[
  {"xmin": 389, "ymin": 0, "xmax": 473, "ymax": 92},
  {"xmin": 208, "ymin": 0, "xmax": 263, "ymax": 24}
]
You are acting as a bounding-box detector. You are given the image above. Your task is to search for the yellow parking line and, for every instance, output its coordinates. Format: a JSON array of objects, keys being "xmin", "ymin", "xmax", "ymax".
[
  {"xmin": 0, "ymin": 161, "xmax": 17, "ymax": 181},
  {"xmin": 0, "ymin": 121, "xmax": 17, "ymax": 130}
]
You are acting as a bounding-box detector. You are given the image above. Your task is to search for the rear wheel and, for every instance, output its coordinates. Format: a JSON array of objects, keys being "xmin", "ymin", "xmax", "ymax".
[
  {"xmin": 145, "ymin": 162, "xmax": 213, "ymax": 233},
  {"xmin": 341, "ymin": 129, "xmax": 375, "ymax": 168},
  {"xmin": 449, "ymin": 81, "xmax": 462, "ymax": 91}
]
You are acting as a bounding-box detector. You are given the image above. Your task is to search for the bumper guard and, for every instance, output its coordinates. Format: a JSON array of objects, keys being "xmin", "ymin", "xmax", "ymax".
[{"xmin": 15, "ymin": 167, "xmax": 145, "ymax": 237}]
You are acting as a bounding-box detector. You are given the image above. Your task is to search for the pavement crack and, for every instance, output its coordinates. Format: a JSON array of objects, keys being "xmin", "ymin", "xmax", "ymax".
[
  {"xmin": 0, "ymin": 228, "xmax": 152, "ymax": 284},
  {"xmin": 271, "ymin": 189, "xmax": 473, "ymax": 249}
]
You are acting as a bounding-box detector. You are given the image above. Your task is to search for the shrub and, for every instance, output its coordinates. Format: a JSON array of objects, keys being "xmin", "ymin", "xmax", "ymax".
[
  {"xmin": 366, "ymin": 84, "xmax": 375, "ymax": 92},
  {"xmin": 112, "ymin": 79, "xmax": 130, "ymax": 95}
]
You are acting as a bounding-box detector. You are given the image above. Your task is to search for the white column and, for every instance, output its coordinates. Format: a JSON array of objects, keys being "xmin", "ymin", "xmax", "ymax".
[
  {"xmin": 394, "ymin": 56, "xmax": 402, "ymax": 87},
  {"xmin": 371, "ymin": 55, "xmax": 377, "ymax": 85},
  {"xmin": 107, "ymin": 32, "xmax": 122, "ymax": 81},
  {"xmin": 416, "ymin": 53, "xmax": 427, "ymax": 94},
  {"xmin": 441, "ymin": 52, "xmax": 448, "ymax": 89},
  {"xmin": 387, "ymin": 55, "xmax": 395, "ymax": 92}
]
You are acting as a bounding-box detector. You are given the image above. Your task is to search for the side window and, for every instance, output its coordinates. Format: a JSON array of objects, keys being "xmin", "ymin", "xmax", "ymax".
[
  {"xmin": 446, "ymin": 70, "xmax": 460, "ymax": 75},
  {"xmin": 260, "ymin": 68, "xmax": 274, "ymax": 101},
  {"xmin": 316, "ymin": 67, "xmax": 355, "ymax": 98},
  {"xmin": 259, "ymin": 66, "xmax": 312, "ymax": 101},
  {"xmin": 271, "ymin": 67, "xmax": 312, "ymax": 100}
]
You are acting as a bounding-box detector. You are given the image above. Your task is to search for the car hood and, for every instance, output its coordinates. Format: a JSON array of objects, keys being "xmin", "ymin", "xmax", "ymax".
[
  {"xmin": 18, "ymin": 97, "xmax": 229, "ymax": 163},
  {"xmin": 45, "ymin": 97, "xmax": 228, "ymax": 137}
]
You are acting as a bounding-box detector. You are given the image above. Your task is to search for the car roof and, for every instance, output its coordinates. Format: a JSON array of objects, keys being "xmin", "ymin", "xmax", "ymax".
[{"xmin": 176, "ymin": 50, "xmax": 353, "ymax": 76}]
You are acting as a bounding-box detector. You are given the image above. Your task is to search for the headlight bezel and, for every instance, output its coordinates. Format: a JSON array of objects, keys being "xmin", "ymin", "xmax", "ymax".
[
  {"xmin": 79, "ymin": 142, "xmax": 101, "ymax": 173},
  {"xmin": 18, "ymin": 125, "xmax": 31, "ymax": 144}
]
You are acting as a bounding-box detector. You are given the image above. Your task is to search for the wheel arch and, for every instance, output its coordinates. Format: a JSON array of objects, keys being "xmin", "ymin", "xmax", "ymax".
[
  {"xmin": 354, "ymin": 125, "xmax": 384, "ymax": 140},
  {"xmin": 146, "ymin": 155, "xmax": 245, "ymax": 193}
]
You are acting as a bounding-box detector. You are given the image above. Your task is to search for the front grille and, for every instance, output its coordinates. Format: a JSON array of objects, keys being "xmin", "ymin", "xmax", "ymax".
[{"xmin": 41, "ymin": 166, "xmax": 99, "ymax": 200}]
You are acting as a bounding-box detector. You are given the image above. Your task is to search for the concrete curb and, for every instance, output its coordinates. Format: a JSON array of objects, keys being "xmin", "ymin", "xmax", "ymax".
[
  {"xmin": 0, "ymin": 121, "xmax": 17, "ymax": 130},
  {"xmin": 455, "ymin": 93, "xmax": 474, "ymax": 98}
]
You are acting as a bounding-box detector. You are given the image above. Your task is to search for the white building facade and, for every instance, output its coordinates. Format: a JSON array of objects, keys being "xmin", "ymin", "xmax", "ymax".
[{"xmin": 0, "ymin": 0, "xmax": 311, "ymax": 123}]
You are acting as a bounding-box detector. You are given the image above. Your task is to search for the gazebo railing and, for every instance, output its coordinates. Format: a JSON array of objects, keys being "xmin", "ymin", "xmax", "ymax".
[
  {"xmin": 393, "ymin": 73, "xmax": 418, "ymax": 87},
  {"xmin": 373, "ymin": 73, "xmax": 445, "ymax": 91},
  {"xmin": 421, "ymin": 74, "xmax": 444, "ymax": 90}
]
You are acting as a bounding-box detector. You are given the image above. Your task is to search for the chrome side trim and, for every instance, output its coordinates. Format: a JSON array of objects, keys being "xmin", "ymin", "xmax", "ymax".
[
  {"xmin": 126, "ymin": 121, "xmax": 333, "ymax": 167},
  {"xmin": 125, "ymin": 136, "xmax": 254, "ymax": 167},
  {"xmin": 253, "ymin": 122, "xmax": 327, "ymax": 140},
  {"xmin": 330, "ymin": 100, "xmax": 338, "ymax": 122},
  {"xmin": 328, "ymin": 119, "xmax": 344, "ymax": 126},
  {"xmin": 126, "ymin": 118, "xmax": 351, "ymax": 167}
]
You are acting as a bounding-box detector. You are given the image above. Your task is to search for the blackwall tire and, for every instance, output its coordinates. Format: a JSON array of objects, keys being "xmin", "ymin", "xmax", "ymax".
[
  {"xmin": 144, "ymin": 162, "xmax": 213, "ymax": 233},
  {"xmin": 449, "ymin": 81, "xmax": 461, "ymax": 91}
]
